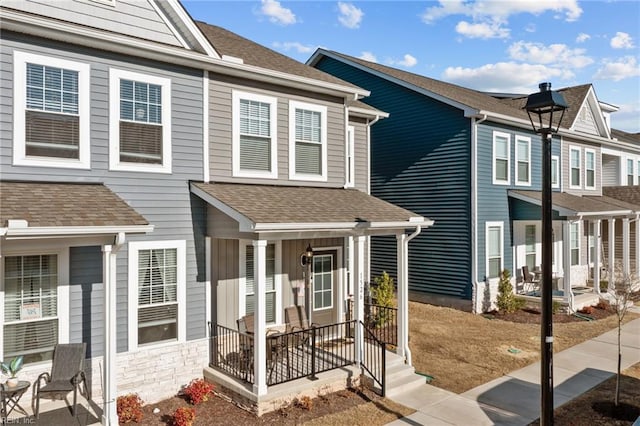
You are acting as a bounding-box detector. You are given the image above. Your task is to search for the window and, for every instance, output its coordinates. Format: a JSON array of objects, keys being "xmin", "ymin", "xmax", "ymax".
[
  {"xmin": 515, "ymin": 136, "xmax": 531, "ymax": 185},
  {"xmin": 13, "ymin": 51, "xmax": 90, "ymax": 168},
  {"xmin": 493, "ymin": 132, "xmax": 510, "ymax": 184},
  {"xmin": 585, "ymin": 149, "xmax": 596, "ymax": 189},
  {"xmin": 345, "ymin": 126, "xmax": 355, "ymax": 188},
  {"xmin": 289, "ymin": 101, "xmax": 327, "ymax": 181},
  {"xmin": 128, "ymin": 241, "xmax": 185, "ymax": 349},
  {"xmin": 627, "ymin": 159, "xmax": 634, "ymax": 186},
  {"xmin": 313, "ymin": 254, "xmax": 333, "ymax": 310},
  {"xmin": 588, "ymin": 222, "xmax": 596, "ymax": 264},
  {"xmin": 2, "ymin": 253, "xmax": 69, "ymax": 365},
  {"xmin": 232, "ymin": 91, "xmax": 278, "ymax": 178},
  {"xmin": 525, "ymin": 225, "xmax": 536, "ymax": 271},
  {"xmin": 551, "ymin": 155, "xmax": 559, "ymax": 188},
  {"xmin": 486, "ymin": 222, "xmax": 503, "ymax": 279},
  {"xmin": 109, "ymin": 69, "xmax": 171, "ymax": 173},
  {"xmin": 570, "ymin": 147, "xmax": 581, "ymax": 188},
  {"xmin": 244, "ymin": 243, "xmax": 276, "ymax": 323},
  {"xmin": 570, "ymin": 222, "xmax": 580, "ymax": 266}
]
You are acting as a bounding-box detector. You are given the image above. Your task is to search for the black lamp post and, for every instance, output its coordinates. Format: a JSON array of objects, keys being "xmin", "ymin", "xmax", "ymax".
[
  {"xmin": 524, "ymin": 82, "xmax": 568, "ymax": 426},
  {"xmin": 300, "ymin": 244, "xmax": 314, "ymax": 316}
]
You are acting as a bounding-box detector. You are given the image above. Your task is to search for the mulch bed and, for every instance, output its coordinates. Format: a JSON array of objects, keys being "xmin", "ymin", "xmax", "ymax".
[{"xmin": 484, "ymin": 301, "xmax": 621, "ymax": 324}]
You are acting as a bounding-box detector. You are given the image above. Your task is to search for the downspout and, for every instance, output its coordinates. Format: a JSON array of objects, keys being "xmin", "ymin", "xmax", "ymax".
[
  {"xmin": 402, "ymin": 225, "xmax": 422, "ymax": 365},
  {"xmin": 471, "ymin": 115, "xmax": 487, "ymax": 313}
]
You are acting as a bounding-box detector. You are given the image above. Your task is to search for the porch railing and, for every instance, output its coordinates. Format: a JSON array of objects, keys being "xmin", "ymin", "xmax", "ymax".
[
  {"xmin": 348, "ymin": 301, "xmax": 398, "ymax": 347},
  {"xmin": 360, "ymin": 320, "xmax": 386, "ymax": 396},
  {"xmin": 209, "ymin": 322, "xmax": 255, "ymax": 384}
]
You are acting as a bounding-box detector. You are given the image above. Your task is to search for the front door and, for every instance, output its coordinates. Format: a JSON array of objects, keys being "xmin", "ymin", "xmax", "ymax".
[{"xmin": 310, "ymin": 251, "xmax": 338, "ymax": 325}]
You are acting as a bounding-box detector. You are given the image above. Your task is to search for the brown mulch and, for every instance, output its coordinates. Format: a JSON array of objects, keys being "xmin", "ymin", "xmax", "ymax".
[{"xmin": 483, "ymin": 302, "xmax": 618, "ymax": 324}]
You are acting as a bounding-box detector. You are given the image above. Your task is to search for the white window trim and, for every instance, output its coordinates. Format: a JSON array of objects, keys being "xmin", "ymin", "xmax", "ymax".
[
  {"xmin": 626, "ymin": 157, "xmax": 635, "ymax": 186},
  {"xmin": 492, "ymin": 131, "xmax": 510, "ymax": 185},
  {"xmin": 345, "ymin": 125, "xmax": 355, "ymax": 188},
  {"xmin": 515, "ymin": 135, "xmax": 531, "ymax": 186},
  {"xmin": 551, "ymin": 155, "xmax": 560, "ymax": 189},
  {"xmin": 485, "ymin": 221, "xmax": 504, "ymax": 282},
  {"xmin": 570, "ymin": 222, "xmax": 581, "ymax": 266},
  {"xmin": 127, "ymin": 240, "xmax": 186, "ymax": 351},
  {"xmin": 109, "ymin": 68, "xmax": 172, "ymax": 173},
  {"xmin": 288, "ymin": 100, "xmax": 328, "ymax": 182},
  {"xmin": 13, "ymin": 51, "xmax": 91, "ymax": 169},
  {"xmin": 0, "ymin": 248, "xmax": 70, "ymax": 362},
  {"xmin": 584, "ymin": 148, "xmax": 596, "ymax": 190},
  {"xmin": 238, "ymin": 240, "xmax": 282, "ymax": 326},
  {"xmin": 569, "ymin": 146, "xmax": 582, "ymax": 189},
  {"xmin": 232, "ymin": 90, "xmax": 278, "ymax": 179},
  {"xmin": 312, "ymin": 253, "xmax": 334, "ymax": 311}
]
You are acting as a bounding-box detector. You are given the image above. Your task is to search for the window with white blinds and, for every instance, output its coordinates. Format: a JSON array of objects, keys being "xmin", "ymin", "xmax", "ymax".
[
  {"xmin": 289, "ymin": 101, "xmax": 327, "ymax": 181},
  {"xmin": 244, "ymin": 244, "xmax": 276, "ymax": 323},
  {"xmin": 239, "ymin": 99, "xmax": 272, "ymax": 171},
  {"xmin": 3, "ymin": 255, "xmax": 58, "ymax": 364},
  {"xmin": 137, "ymin": 248, "xmax": 178, "ymax": 345},
  {"xmin": 493, "ymin": 132, "xmax": 510, "ymax": 185},
  {"xmin": 487, "ymin": 222, "xmax": 503, "ymax": 279}
]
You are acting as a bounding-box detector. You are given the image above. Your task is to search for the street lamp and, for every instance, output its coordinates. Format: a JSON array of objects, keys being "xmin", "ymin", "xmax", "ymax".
[{"xmin": 524, "ymin": 82, "xmax": 568, "ymax": 426}]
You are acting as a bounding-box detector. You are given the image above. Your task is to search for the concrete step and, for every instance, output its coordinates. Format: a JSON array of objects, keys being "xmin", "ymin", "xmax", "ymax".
[{"xmin": 385, "ymin": 371, "xmax": 427, "ymax": 398}]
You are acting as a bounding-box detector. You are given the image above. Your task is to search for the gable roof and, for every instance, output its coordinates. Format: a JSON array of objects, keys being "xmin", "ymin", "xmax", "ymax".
[{"xmin": 611, "ymin": 129, "xmax": 640, "ymax": 144}]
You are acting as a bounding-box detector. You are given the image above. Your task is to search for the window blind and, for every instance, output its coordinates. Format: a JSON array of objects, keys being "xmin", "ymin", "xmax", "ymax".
[
  {"xmin": 295, "ymin": 109, "xmax": 322, "ymax": 175},
  {"xmin": 239, "ymin": 99, "xmax": 271, "ymax": 171},
  {"xmin": 245, "ymin": 244, "xmax": 276, "ymax": 323},
  {"xmin": 119, "ymin": 79, "xmax": 163, "ymax": 164}
]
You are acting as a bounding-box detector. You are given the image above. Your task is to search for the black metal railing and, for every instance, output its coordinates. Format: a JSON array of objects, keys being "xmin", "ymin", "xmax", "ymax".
[
  {"xmin": 360, "ymin": 320, "xmax": 386, "ymax": 396},
  {"xmin": 348, "ymin": 301, "xmax": 398, "ymax": 347},
  {"xmin": 209, "ymin": 322, "xmax": 255, "ymax": 384}
]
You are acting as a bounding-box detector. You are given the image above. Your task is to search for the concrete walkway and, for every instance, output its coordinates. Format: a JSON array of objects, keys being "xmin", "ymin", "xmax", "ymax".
[{"xmin": 387, "ymin": 316, "xmax": 640, "ymax": 426}]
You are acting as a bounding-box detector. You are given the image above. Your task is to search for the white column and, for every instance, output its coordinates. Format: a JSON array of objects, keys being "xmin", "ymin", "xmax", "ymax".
[
  {"xmin": 102, "ymin": 245, "xmax": 118, "ymax": 426},
  {"xmin": 608, "ymin": 218, "xmax": 616, "ymax": 289},
  {"xmin": 623, "ymin": 218, "xmax": 630, "ymax": 276},
  {"xmin": 396, "ymin": 233, "xmax": 410, "ymax": 364},
  {"xmin": 562, "ymin": 222, "xmax": 572, "ymax": 307},
  {"xmin": 252, "ymin": 240, "xmax": 267, "ymax": 396},
  {"xmin": 205, "ymin": 237, "xmax": 211, "ymax": 335},
  {"xmin": 594, "ymin": 220, "xmax": 601, "ymax": 295},
  {"xmin": 353, "ymin": 235, "xmax": 366, "ymax": 367}
]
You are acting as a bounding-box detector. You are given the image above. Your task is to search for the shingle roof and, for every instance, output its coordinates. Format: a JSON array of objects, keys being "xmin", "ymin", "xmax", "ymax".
[
  {"xmin": 603, "ymin": 186, "xmax": 640, "ymax": 207},
  {"xmin": 196, "ymin": 22, "xmax": 361, "ymax": 89},
  {"xmin": 0, "ymin": 181, "xmax": 149, "ymax": 227},
  {"xmin": 611, "ymin": 129, "xmax": 640, "ymax": 144},
  {"xmin": 509, "ymin": 189, "xmax": 638, "ymax": 215},
  {"xmin": 191, "ymin": 182, "xmax": 425, "ymax": 225}
]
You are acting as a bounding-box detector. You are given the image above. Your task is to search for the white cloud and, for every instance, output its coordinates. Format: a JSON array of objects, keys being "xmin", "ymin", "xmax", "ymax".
[
  {"xmin": 576, "ymin": 33, "xmax": 590, "ymax": 43},
  {"xmin": 594, "ymin": 56, "xmax": 640, "ymax": 82},
  {"xmin": 260, "ymin": 0, "xmax": 297, "ymax": 25},
  {"xmin": 456, "ymin": 20, "xmax": 509, "ymax": 39},
  {"xmin": 387, "ymin": 54, "xmax": 418, "ymax": 68},
  {"xmin": 359, "ymin": 51, "xmax": 377, "ymax": 62},
  {"xmin": 611, "ymin": 32, "xmax": 635, "ymax": 49},
  {"xmin": 611, "ymin": 101, "xmax": 640, "ymax": 133},
  {"xmin": 508, "ymin": 41, "xmax": 593, "ymax": 68},
  {"xmin": 422, "ymin": 0, "xmax": 582, "ymax": 23},
  {"xmin": 442, "ymin": 62, "xmax": 573, "ymax": 93},
  {"xmin": 272, "ymin": 41, "xmax": 314, "ymax": 54},
  {"xmin": 338, "ymin": 2, "xmax": 363, "ymax": 29}
]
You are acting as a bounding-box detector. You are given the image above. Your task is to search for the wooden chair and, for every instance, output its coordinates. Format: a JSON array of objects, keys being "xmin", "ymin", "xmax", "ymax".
[
  {"xmin": 34, "ymin": 343, "xmax": 87, "ymax": 418},
  {"xmin": 521, "ymin": 265, "xmax": 540, "ymax": 294}
]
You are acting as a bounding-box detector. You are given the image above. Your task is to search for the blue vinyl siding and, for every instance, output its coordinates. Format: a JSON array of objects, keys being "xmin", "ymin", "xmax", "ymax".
[{"xmin": 315, "ymin": 57, "xmax": 472, "ymax": 300}]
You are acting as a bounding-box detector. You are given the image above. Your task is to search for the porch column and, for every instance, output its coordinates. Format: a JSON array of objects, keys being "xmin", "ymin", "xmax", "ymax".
[
  {"xmin": 608, "ymin": 218, "xmax": 616, "ymax": 289},
  {"xmin": 396, "ymin": 232, "xmax": 409, "ymax": 362},
  {"xmin": 102, "ymin": 244, "xmax": 118, "ymax": 426},
  {"xmin": 252, "ymin": 240, "xmax": 268, "ymax": 396},
  {"xmin": 353, "ymin": 235, "xmax": 366, "ymax": 367},
  {"xmin": 594, "ymin": 219, "xmax": 601, "ymax": 295},
  {"xmin": 562, "ymin": 222, "xmax": 572, "ymax": 309},
  {"xmin": 623, "ymin": 218, "xmax": 630, "ymax": 276}
]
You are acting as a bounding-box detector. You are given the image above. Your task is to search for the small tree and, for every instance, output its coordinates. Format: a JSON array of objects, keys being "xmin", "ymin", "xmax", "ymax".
[
  {"xmin": 496, "ymin": 269, "xmax": 524, "ymax": 313},
  {"xmin": 371, "ymin": 271, "xmax": 395, "ymax": 327},
  {"xmin": 609, "ymin": 272, "xmax": 635, "ymax": 407}
]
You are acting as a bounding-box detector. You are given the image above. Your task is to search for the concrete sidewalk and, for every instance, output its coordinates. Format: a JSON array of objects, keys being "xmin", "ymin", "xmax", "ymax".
[{"xmin": 387, "ymin": 317, "xmax": 640, "ymax": 426}]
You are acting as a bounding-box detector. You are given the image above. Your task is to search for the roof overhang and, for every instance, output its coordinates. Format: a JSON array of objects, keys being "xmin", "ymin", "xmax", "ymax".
[
  {"xmin": 508, "ymin": 190, "xmax": 635, "ymax": 219},
  {"xmin": 1, "ymin": 222, "xmax": 154, "ymax": 240}
]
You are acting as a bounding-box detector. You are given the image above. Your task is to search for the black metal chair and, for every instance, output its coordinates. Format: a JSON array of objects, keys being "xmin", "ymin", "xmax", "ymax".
[{"xmin": 34, "ymin": 343, "xmax": 87, "ymax": 418}]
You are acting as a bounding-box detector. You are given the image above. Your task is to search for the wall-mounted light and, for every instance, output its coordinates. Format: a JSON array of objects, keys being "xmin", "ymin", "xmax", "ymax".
[{"xmin": 300, "ymin": 244, "xmax": 313, "ymax": 266}]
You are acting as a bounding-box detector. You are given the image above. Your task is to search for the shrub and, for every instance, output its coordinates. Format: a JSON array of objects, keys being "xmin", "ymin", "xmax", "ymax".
[
  {"xmin": 371, "ymin": 271, "xmax": 395, "ymax": 327},
  {"xmin": 578, "ymin": 306, "xmax": 594, "ymax": 315},
  {"xmin": 117, "ymin": 394, "xmax": 144, "ymax": 424},
  {"xmin": 183, "ymin": 378, "xmax": 214, "ymax": 405},
  {"xmin": 552, "ymin": 300, "xmax": 562, "ymax": 314},
  {"xmin": 294, "ymin": 395, "xmax": 313, "ymax": 411},
  {"xmin": 595, "ymin": 300, "xmax": 609, "ymax": 310},
  {"xmin": 172, "ymin": 406, "xmax": 195, "ymax": 426},
  {"xmin": 496, "ymin": 269, "xmax": 522, "ymax": 313}
]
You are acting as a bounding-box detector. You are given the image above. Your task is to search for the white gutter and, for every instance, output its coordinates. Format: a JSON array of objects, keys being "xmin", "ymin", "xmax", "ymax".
[
  {"xmin": 402, "ymin": 225, "xmax": 422, "ymax": 365},
  {"xmin": 249, "ymin": 218, "xmax": 431, "ymax": 233},
  {"xmin": 0, "ymin": 9, "xmax": 369, "ymax": 100},
  {"xmin": 4, "ymin": 224, "xmax": 154, "ymax": 238}
]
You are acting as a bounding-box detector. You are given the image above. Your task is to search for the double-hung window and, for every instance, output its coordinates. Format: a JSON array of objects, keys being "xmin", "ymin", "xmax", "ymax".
[
  {"xmin": 551, "ymin": 155, "xmax": 560, "ymax": 188},
  {"xmin": 570, "ymin": 222, "xmax": 580, "ymax": 266},
  {"xmin": 241, "ymin": 242, "xmax": 280, "ymax": 324},
  {"xmin": 525, "ymin": 224, "xmax": 537, "ymax": 271},
  {"xmin": 486, "ymin": 222, "xmax": 503, "ymax": 279},
  {"xmin": 493, "ymin": 132, "xmax": 510, "ymax": 185},
  {"xmin": 570, "ymin": 147, "xmax": 581, "ymax": 188},
  {"xmin": 13, "ymin": 51, "xmax": 90, "ymax": 168},
  {"xmin": 345, "ymin": 126, "xmax": 355, "ymax": 188},
  {"xmin": 232, "ymin": 91, "xmax": 278, "ymax": 178},
  {"xmin": 585, "ymin": 149, "xmax": 596, "ymax": 189},
  {"xmin": 515, "ymin": 136, "xmax": 531, "ymax": 185},
  {"xmin": 109, "ymin": 69, "xmax": 171, "ymax": 173},
  {"xmin": 128, "ymin": 241, "xmax": 185, "ymax": 349},
  {"xmin": 627, "ymin": 159, "xmax": 635, "ymax": 185},
  {"xmin": 289, "ymin": 101, "xmax": 327, "ymax": 181}
]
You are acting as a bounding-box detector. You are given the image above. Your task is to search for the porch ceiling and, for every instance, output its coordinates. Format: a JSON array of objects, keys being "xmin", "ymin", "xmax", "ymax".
[
  {"xmin": 509, "ymin": 189, "xmax": 638, "ymax": 218},
  {"xmin": 191, "ymin": 182, "xmax": 430, "ymax": 235}
]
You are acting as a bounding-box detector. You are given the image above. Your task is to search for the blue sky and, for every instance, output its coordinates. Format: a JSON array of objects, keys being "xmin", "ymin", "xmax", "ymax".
[{"xmin": 183, "ymin": 0, "xmax": 640, "ymax": 133}]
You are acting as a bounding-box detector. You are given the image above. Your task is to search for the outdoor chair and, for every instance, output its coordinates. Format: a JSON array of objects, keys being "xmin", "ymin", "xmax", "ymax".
[
  {"xmin": 236, "ymin": 315, "xmax": 284, "ymax": 381},
  {"xmin": 521, "ymin": 265, "xmax": 541, "ymax": 294},
  {"xmin": 34, "ymin": 343, "xmax": 87, "ymax": 418},
  {"xmin": 284, "ymin": 306, "xmax": 321, "ymax": 348}
]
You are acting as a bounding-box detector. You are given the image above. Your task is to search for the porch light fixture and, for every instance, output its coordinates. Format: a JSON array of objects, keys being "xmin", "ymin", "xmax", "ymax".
[
  {"xmin": 524, "ymin": 82, "xmax": 568, "ymax": 426},
  {"xmin": 300, "ymin": 244, "xmax": 314, "ymax": 266}
]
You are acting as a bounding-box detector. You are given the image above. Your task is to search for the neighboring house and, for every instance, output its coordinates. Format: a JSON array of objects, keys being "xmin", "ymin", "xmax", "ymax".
[
  {"xmin": 309, "ymin": 49, "xmax": 640, "ymax": 313},
  {"xmin": 1, "ymin": 3, "xmax": 430, "ymax": 423}
]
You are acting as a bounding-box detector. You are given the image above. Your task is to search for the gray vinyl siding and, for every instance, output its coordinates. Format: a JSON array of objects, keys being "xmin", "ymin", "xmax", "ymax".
[
  {"xmin": 2, "ymin": 0, "xmax": 182, "ymax": 47},
  {"xmin": 207, "ymin": 73, "xmax": 349, "ymax": 188},
  {"xmin": 562, "ymin": 138, "xmax": 602, "ymax": 196},
  {"xmin": 602, "ymin": 154, "xmax": 621, "ymax": 186},
  {"xmin": 313, "ymin": 56, "xmax": 472, "ymax": 300},
  {"xmin": 0, "ymin": 33, "xmax": 206, "ymax": 352},
  {"xmin": 350, "ymin": 117, "xmax": 369, "ymax": 192},
  {"xmin": 69, "ymin": 246, "xmax": 104, "ymax": 358}
]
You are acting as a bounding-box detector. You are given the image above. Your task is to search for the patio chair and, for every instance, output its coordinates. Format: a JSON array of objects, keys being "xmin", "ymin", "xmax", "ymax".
[
  {"xmin": 34, "ymin": 343, "xmax": 87, "ymax": 418},
  {"xmin": 284, "ymin": 306, "xmax": 320, "ymax": 348},
  {"xmin": 236, "ymin": 315, "xmax": 283, "ymax": 380},
  {"xmin": 521, "ymin": 265, "xmax": 540, "ymax": 294}
]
